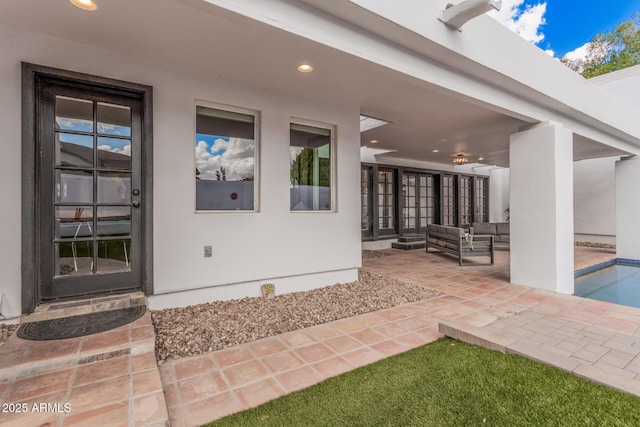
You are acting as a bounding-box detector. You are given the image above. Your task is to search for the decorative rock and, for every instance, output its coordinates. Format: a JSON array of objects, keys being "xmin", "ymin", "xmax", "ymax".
[
  {"xmin": 151, "ymin": 270, "xmax": 441, "ymax": 364},
  {"xmin": 0, "ymin": 324, "xmax": 18, "ymax": 345}
]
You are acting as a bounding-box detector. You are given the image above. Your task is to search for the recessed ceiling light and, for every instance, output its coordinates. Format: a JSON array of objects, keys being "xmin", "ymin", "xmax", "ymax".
[
  {"xmin": 370, "ymin": 140, "xmax": 379, "ymax": 144},
  {"xmin": 432, "ymin": 149, "xmax": 440, "ymax": 153},
  {"xmin": 478, "ymin": 156, "xmax": 485, "ymax": 161},
  {"xmin": 70, "ymin": 0, "xmax": 97, "ymax": 10},
  {"xmin": 297, "ymin": 64, "xmax": 314, "ymax": 73}
]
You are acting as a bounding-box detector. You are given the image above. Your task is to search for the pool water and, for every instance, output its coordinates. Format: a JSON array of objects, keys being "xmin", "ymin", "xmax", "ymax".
[{"xmin": 574, "ymin": 264, "xmax": 640, "ymax": 308}]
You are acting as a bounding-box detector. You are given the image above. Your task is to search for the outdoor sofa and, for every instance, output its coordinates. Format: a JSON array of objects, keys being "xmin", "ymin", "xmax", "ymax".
[
  {"xmin": 470, "ymin": 222, "xmax": 510, "ymax": 245},
  {"xmin": 426, "ymin": 224, "xmax": 494, "ymax": 266}
]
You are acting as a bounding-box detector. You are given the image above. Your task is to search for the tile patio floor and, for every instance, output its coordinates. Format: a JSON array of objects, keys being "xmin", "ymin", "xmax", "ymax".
[{"xmin": 4, "ymin": 245, "xmax": 639, "ymax": 427}]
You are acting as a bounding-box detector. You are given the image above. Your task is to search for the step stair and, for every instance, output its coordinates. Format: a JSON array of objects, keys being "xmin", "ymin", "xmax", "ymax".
[
  {"xmin": 21, "ymin": 292, "xmax": 147, "ymax": 323},
  {"xmin": 392, "ymin": 235, "xmax": 427, "ymax": 250}
]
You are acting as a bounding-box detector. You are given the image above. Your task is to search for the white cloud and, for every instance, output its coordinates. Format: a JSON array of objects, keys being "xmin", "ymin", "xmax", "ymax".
[
  {"xmin": 98, "ymin": 143, "xmax": 131, "ymax": 156},
  {"xmin": 563, "ymin": 42, "xmax": 591, "ymax": 62},
  {"xmin": 55, "ymin": 117, "xmax": 93, "ymax": 131},
  {"xmin": 488, "ymin": 0, "xmax": 547, "ymax": 44},
  {"xmin": 210, "ymin": 137, "xmax": 230, "ymax": 154},
  {"xmin": 195, "ymin": 138, "xmax": 255, "ymax": 181}
]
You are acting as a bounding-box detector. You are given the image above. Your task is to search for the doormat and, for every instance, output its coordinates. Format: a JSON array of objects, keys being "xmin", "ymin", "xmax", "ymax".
[{"xmin": 17, "ymin": 306, "xmax": 146, "ymax": 341}]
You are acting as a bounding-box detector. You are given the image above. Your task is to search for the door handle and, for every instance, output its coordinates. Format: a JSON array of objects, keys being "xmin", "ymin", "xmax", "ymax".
[{"xmin": 132, "ymin": 201, "xmax": 141, "ymax": 208}]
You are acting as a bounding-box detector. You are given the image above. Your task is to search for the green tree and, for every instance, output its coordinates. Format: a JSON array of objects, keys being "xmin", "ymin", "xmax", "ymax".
[
  {"xmin": 215, "ymin": 166, "xmax": 226, "ymax": 181},
  {"xmin": 562, "ymin": 14, "xmax": 640, "ymax": 78},
  {"xmin": 290, "ymin": 148, "xmax": 330, "ymax": 187}
]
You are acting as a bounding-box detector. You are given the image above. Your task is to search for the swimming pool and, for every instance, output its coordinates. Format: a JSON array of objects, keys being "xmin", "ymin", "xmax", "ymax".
[{"xmin": 574, "ymin": 263, "xmax": 640, "ymax": 308}]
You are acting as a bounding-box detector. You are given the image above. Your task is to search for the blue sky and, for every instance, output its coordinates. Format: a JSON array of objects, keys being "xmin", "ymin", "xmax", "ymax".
[{"xmin": 489, "ymin": 0, "xmax": 640, "ymax": 58}]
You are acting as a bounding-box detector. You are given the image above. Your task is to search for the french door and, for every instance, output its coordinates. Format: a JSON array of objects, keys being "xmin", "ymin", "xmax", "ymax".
[
  {"xmin": 37, "ymin": 80, "xmax": 144, "ymax": 300},
  {"xmin": 401, "ymin": 173, "xmax": 436, "ymax": 234}
]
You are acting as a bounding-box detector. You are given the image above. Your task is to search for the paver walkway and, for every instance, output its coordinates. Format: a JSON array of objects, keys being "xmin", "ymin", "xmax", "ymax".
[
  {"xmin": 161, "ymin": 246, "xmax": 637, "ymax": 426},
  {"xmin": 0, "ymin": 312, "xmax": 168, "ymax": 427},
  {"xmin": 2, "ymin": 245, "xmax": 635, "ymax": 427}
]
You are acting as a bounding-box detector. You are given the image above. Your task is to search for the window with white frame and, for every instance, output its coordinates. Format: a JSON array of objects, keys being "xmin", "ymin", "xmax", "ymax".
[
  {"xmin": 195, "ymin": 104, "xmax": 257, "ymax": 211},
  {"xmin": 289, "ymin": 122, "xmax": 333, "ymax": 211}
]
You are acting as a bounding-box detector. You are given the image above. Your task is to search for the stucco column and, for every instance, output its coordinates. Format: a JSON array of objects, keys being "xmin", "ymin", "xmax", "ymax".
[
  {"xmin": 489, "ymin": 168, "xmax": 509, "ymax": 222},
  {"xmin": 615, "ymin": 156, "xmax": 640, "ymax": 260},
  {"xmin": 509, "ymin": 121, "xmax": 574, "ymax": 294}
]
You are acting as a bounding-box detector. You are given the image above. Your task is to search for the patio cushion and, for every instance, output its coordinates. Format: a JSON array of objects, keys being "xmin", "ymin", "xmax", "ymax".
[
  {"xmin": 472, "ymin": 222, "xmax": 496, "ymax": 235},
  {"xmin": 445, "ymin": 241, "xmax": 459, "ymax": 251},
  {"xmin": 427, "ymin": 224, "xmax": 445, "ymax": 235},
  {"xmin": 470, "ymin": 241, "xmax": 492, "ymax": 250},
  {"xmin": 445, "ymin": 226, "xmax": 464, "ymax": 237},
  {"xmin": 496, "ymin": 222, "xmax": 510, "ymax": 235},
  {"xmin": 497, "ymin": 235, "xmax": 510, "ymax": 243}
]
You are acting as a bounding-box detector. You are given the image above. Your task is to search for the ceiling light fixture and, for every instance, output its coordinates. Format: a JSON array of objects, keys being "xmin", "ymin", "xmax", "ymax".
[
  {"xmin": 453, "ymin": 154, "xmax": 469, "ymax": 165},
  {"xmin": 432, "ymin": 149, "xmax": 440, "ymax": 153},
  {"xmin": 70, "ymin": 0, "xmax": 97, "ymax": 10},
  {"xmin": 370, "ymin": 140, "xmax": 379, "ymax": 144},
  {"xmin": 297, "ymin": 64, "xmax": 314, "ymax": 73},
  {"xmin": 478, "ymin": 156, "xmax": 485, "ymax": 161}
]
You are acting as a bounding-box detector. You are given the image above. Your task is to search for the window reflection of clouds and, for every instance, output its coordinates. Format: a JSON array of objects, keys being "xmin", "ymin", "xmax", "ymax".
[
  {"xmin": 97, "ymin": 123, "xmax": 131, "ymax": 136},
  {"xmin": 195, "ymin": 134, "xmax": 255, "ymax": 181},
  {"xmin": 56, "ymin": 117, "xmax": 93, "ymax": 132},
  {"xmin": 98, "ymin": 137, "xmax": 131, "ymax": 156}
]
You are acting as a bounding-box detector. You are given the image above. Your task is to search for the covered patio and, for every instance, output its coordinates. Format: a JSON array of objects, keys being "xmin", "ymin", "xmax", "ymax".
[
  {"xmin": 159, "ymin": 245, "xmax": 640, "ymax": 423},
  {"xmin": 3, "ymin": 244, "xmax": 639, "ymax": 426}
]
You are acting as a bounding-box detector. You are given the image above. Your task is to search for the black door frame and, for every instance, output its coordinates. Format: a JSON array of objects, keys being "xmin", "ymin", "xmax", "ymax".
[
  {"xmin": 401, "ymin": 171, "xmax": 419, "ymax": 234},
  {"xmin": 22, "ymin": 63, "xmax": 154, "ymax": 314},
  {"xmin": 401, "ymin": 171, "xmax": 437, "ymax": 235}
]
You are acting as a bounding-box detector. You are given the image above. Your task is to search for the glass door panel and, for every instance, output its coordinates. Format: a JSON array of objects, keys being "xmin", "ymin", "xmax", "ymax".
[
  {"xmin": 39, "ymin": 82, "xmax": 143, "ymax": 300},
  {"xmin": 419, "ymin": 174, "xmax": 435, "ymax": 232},
  {"xmin": 442, "ymin": 175, "xmax": 456, "ymax": 226},
  {"xmin": 402, "ymin": 173, "xmax": 418, "ymax": 233},
  {"xmin": 361, "ymin": 167, "xmax": 371, "ymax": 237},
  {"xmin": 460, "ymin": 176, "xmax": 472, "ymax": 226},
  {"xmin": 378, "ymin": 170, "xmax": 395, "ymax": 235}
]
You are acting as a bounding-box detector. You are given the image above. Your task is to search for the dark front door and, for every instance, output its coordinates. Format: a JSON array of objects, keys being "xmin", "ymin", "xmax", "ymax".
[{"xmin": 37, "ymin": 81, "xmax": 144, "ymax": 300}]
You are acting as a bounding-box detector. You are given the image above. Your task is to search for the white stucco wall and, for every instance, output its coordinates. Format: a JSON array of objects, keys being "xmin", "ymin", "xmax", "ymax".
[
  {"xmin": 488, "ymin": 168, "xmax": 509, "ymax": 223},
  {"xmin": 510, "ymin": 122, "xmax": 574, "ymax": 294},
  {"xmin": 572, "ymin": 66, "xmax": 640, "ymax": 245},
  {"xmin": 0, "ymin": 25, "xmax": 361, "ymax": 318},
  {"xmin": 573, "ymin": 157, "xmax": 618, "ymax": 243},
  {"xmin": 616, "ymin": 157, "xmax": 640, "ymax": 260},
  {"xmin": 591, "ymin": 66, "xmax": 640, "ymax": 112}
]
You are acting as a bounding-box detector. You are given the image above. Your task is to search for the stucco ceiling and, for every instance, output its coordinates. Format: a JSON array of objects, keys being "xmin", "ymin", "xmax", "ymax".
[{"xmin": 0, "ymin": 0, "xmax": 628, "ymax": 166}]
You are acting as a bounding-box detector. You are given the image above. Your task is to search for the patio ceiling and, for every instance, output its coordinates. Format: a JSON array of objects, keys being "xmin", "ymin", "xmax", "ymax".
[{"xmin": 1, "ymin": 0, "xmax": 629, "ymax": 167}]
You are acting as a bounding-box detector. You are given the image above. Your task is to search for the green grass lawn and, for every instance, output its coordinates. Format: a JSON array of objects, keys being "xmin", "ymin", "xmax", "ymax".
[{"xmin": 208, "ymin": 338, "xmax": 640, "ymax": 427}]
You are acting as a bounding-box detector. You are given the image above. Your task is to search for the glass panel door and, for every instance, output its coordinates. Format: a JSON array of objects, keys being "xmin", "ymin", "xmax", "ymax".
[
  {"xmin": 404, "ymin": 173, "xmax": 436, "ymax": 234},
  {"xmin": 475, "ymin": 177, "xmax": 487, "ymax": 223},
  {"xmin": 460, "ymin": 176, "xmax": 472, "ymax": 226},
  {"xmin": 442, "ymin": 175, "xmax": 456, "ymax": 226},
  {"xmin": 39, "ymin": 83, "xmax": 143, "ymax": 300},
  {"xmin": 419, "ymin": 174, "xmax": 436, "ymax": 232},
  {"xmin": 361, "ymin": 167, "xmax": 372, "ymax": 238},
  {"xmin": 402, "ymin": 173, "xmax": 417, "ymax": 232},
  {"xmin": 378, "ymin": 170, "xmax": 396, "ymax": 235}
]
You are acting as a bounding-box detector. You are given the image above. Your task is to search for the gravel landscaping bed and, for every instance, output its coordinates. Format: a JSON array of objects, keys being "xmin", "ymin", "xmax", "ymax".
[
  {"xmin": 575, "ymin": 242, "xmax": 616, "ymax": 250},
  {"xmin": 151, "ymin": 270, "xmax": 441, "ymax": 364},
  {"xmin": 362, "ymin": 249, "xmax": 396, "ymax": 259},
  {"xmin": 0, "ymin": 324, "xmax": 18, "ymax": 345}
]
